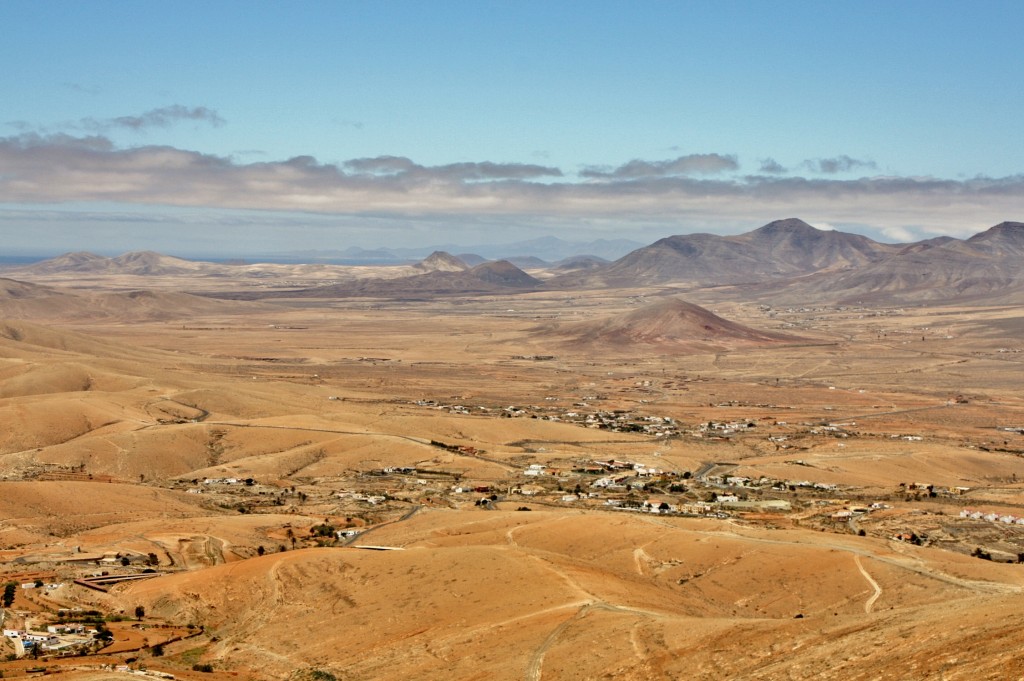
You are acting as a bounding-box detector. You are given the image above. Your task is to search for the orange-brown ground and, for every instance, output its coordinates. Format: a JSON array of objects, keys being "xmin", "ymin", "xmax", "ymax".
[{"xmin": 2, "ymin": 266, "xmax": 1024, "ymax": 679}]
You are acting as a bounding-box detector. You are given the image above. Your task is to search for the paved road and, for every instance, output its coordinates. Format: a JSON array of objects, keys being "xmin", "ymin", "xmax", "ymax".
[{"xmin": 340, "ymin": 505, "xmax": 423, "ymax": 546}]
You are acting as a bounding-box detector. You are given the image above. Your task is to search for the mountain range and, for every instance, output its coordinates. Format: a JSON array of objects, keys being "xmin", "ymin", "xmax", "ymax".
[
  {"xmin": 280, "ymin": 235, "xmax": 645, "ymax": 263},
  {"xmin": 297, "ymin": 218, "xmax": 1024, "ymax": 304},
  {"xmin": 732, "ymin": 219, "xmax": 1024, "ymax": 304},
  {"xmin": 7, "ymin": 218, "xmax": 1024, "ymax": 305},
  {"xmin": 551, "ymin": 218, "xmax": 900, "ymax": 288},
  {"xmin": 547, "ymin": 218, "xmax": 1024, "ymax": 304}
]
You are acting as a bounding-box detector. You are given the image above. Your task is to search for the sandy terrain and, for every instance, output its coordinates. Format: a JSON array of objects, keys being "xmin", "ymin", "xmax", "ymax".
[{"xmin": 2, "ymin": 264, "xmax": 1024, "ymax": 679}]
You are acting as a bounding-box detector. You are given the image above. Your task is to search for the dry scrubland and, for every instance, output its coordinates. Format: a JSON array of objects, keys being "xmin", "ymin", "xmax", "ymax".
[{"xmin": 1, "ymin": 263, "xmax": 1024, "ymax": 680}]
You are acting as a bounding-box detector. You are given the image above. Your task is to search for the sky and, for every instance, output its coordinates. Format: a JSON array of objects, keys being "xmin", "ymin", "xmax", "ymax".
[{"xmin": 2, "ymin": 1, "xmax": 1024, "ymax": 257}]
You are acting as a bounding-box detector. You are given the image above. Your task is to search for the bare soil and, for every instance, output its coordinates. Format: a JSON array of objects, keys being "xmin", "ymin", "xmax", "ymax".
[{"xmin": 2, "ymin": 265, "xmax": 1024, "ymax": 679}]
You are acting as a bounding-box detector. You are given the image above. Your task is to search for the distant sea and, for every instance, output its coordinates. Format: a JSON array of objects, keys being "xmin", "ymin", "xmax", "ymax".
[
  {"xmin": 0, "ymin": 256, "xmax": 47, "ymax": 266},
  {"xmin": 0, "ymin": 255, "xmax": 411, "ymax": 266},
  {"xmin": 205, "ymin": 256, "xmax": 411, "ymax": 265}
]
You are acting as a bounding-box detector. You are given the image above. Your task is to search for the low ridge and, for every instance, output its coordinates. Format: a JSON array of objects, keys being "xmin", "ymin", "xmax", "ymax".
[{"xmin": 540, "ymin": 297, "xmax": 801, "ymax": 351}]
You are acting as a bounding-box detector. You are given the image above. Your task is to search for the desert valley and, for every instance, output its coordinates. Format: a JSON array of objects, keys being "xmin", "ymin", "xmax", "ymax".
[{"xmin": 2, "ymin": 218, "xmax": 1024, "ymax": 681}]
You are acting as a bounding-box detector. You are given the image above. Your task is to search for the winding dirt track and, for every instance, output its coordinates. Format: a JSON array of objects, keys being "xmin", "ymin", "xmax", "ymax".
[{"xmin": 854, "ymin": 554, "xmax": 882, "ymax": 613}]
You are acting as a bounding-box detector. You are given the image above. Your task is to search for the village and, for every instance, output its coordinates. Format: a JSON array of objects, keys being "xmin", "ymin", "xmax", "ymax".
[
  {"xmin": 1, "ymin": 571, "xmax": 197, "ymax": 676},
  {"xmin": 5, "ymin": 436, "xmax": 1023, "ymax": 670},
  {"xmin": 3, "ymin": 327, "xmax": 1024, "ymax": 673},
  {"xmin": 149, "ymin": 428, "xmax": 1024, "ymax": 567}
]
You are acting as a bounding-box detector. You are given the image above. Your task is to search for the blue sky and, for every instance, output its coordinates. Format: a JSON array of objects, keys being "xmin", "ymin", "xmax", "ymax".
[{"xmin": 2, "ymin": 1, "xmax": 1023, "ymax": 256}]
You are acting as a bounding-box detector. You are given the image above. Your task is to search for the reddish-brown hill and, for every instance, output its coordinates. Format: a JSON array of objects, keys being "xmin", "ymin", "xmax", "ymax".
[{"xmin": 538, "ymin": 297, "xmax": 802, "ymax": 351}]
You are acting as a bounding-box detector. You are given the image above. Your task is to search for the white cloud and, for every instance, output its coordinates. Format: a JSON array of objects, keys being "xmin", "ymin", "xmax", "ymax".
[
  {"xmin": 880, "ymin": 225, "xmax": 917, "ymax": 242},
  {"xmin": 1, "ymin": 134, "xmax": 1022, "ymax": 248}
]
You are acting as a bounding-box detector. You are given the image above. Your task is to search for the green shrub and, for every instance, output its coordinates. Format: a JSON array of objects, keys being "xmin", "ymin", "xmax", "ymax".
[{"xmin": 310, "ymin": 671, "xmax": 338, "ymax": 681}]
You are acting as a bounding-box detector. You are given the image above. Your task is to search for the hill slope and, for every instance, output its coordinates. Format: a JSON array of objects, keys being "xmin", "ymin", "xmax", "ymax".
[
  {"xmin": 212, "ymin": 260, "xmax": 543, "ymax": 299},
  {"xmin": 16, "ymin": 250, "xmax": 206, "ymax": 276},
  {"xmin": 536, "ymin": 297, "xmax": 802, "ymax": 352},
  {"xmin": 112, "ymin": 510, "xmax": 1024, "ymax": 681},
  {"xmin": 552, "ymin": 218, "xmax": 895, "ymax": 288},
  {"xmin": 0, "ymin": 278, "xmax": 277, "ymax": 321},
  {"xmin": 776, "ymin": 221, "xmax": 1024, "ymax": 304},
  {"xmin": 413, "ymin": 251, "xmax": 470, "ymax": 273}
]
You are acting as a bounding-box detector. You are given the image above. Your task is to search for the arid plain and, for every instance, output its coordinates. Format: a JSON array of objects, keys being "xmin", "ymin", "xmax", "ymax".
[{"xmin": 2, "ymin": 223, "xmax": 1024, "ymax": 680}]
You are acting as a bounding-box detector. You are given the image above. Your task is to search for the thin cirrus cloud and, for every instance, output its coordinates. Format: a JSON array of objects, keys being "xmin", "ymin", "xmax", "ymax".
[
  {"xmin": 1, "ymin": 133, "xmax": 1023, "ymax": 238},
  {"xmin": 334, "ymin": 119, "xmax": 365, "ymax": 130},
  {"xmin": 61, "ymin": 81, "xmax": 102, "ymax": 96},
  {"xmin": 104, "ymin": 105, "xmax": 226, "ymax": 131},
  {"xmin": 5, "ymin": 105, "xmax": 225, "ymax": 135}
]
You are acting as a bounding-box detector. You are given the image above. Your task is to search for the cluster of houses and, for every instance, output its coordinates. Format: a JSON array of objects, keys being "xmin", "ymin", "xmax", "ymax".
[
  {"xmin": 593, "ymin": 497, "xmax": 740, "ymax": 518},
  {"xmin": 335, "ymin": 529, "xmax": 362, "ymax": 539},
  {"xmin": 604, "ymin": 498, "xmax": 676, "ymax": 514},
  {"xmin": 829, "ymin": 503, "xmax": 889, "ymax": 520},
  {"xmin": 695, "ymin": 419, "xmax": 853, "ymax": 441},
  {"xmin": 701, "ymin": 473, "xmax": 837, "ymax": 493},
  {"xmin": 184, "ymin": 476, "xmax": 263, "ymax": 495},
  {"xmin": 543, "ymin": 410, "xmax": 679, "ymax": 436},
  {"xmin": 516, "ymin": 459, "xmax": 673, "ymax": 485},
  {"xmin": 452, "ymin": 485, "xmax": 496, "ymax": 494},
  {"xmin": 784, "ymin": 480, "xmax": 838, "ymax": 492},
  {"xmin": 698, "ymin": 420, "xmax": 759, "ymax": 437},
  {"xmin": 890, "ymin": 532, "xmax": 926, "ymax": 544},
  {"xmin": 809, "ymin": 424, "xmax": 850, "ymax": 437},
  {"xmin": 3, "ymin": 623, "xmax": 93, "ymax": 655},
  {"xmin": 18, "ymin": 581, "xmax": 62, "ymax": 590},
  {"xmin": 335, "ymin": 490, "xmax": 387, "ymax": 505},
  {"xmin": 523, "ymin": 459, "xmax": 801, "ymax": 516},
  {"xmin": 485, "ymin": 455, "xmax": 847, "ymax": 519},
  {"xmin": 410, "ymin": 393, "xmax": 941, "ymax": 451},
  {"xmin": 201, "ymin": 476, "xmax": 251, "ymax": 485},
  {"xmin": 960, "ymin": 509, "xmax": 1024, "ymax": 525},
  {"xmin": 415, "ymin": 399, "xmax": 488, "ymax": 416},
  {"xmin": 411, "ymin": 397, "xmax": 681, "ymax": 437},
  {"xmin": 899, "ymin": 482, "xmax": 970, "ymax": 497}
]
